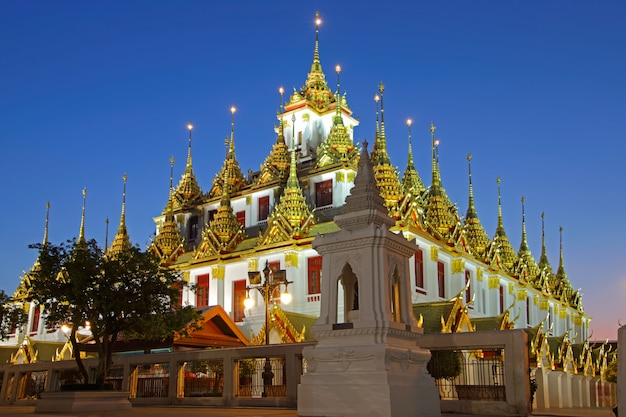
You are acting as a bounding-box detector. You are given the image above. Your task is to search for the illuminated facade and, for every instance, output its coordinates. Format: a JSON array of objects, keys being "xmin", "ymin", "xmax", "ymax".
[{"xmin": 3, "ymin": 13, "xmax": 590, "ymax": 362}]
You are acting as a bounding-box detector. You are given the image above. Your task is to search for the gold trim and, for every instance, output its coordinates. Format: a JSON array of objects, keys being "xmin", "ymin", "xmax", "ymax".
[
  {"xmin": 430, "ymin": 246, "xmax": 439, "ymax": 261},
  {"xmin": 212, "ymin": 265, "xmax": 225, "ymax": 280},
  {"xmin": 488, "ymin": 276, "xmax": 500, "ymax": 289}
]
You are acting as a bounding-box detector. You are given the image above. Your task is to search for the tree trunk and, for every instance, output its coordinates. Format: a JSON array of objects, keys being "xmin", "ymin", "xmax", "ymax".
[{"xmin": 70, "ymin": 328, "xmax": 89, "ymax": 383}]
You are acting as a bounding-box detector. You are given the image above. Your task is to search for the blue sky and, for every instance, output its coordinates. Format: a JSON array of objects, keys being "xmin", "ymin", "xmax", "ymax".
[{"xmin": 1, "ymin": 1, "xmax": 624, "ymax": 340}]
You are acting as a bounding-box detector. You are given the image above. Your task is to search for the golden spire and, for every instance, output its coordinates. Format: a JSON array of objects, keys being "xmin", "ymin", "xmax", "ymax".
[
  {"xmin": 556, "ymin": 227, "xmax": 567, "ymax": 281},
  {"xmin": 108, "ymin": 173, "xmax": 132, "ymax": 257},
  {"xmin": 152, "ymin": 156, "xmax": 185, "ymax": 264},
  {"xmin": 369, "ymin": 82, "xmax": 402, "ymax": 218},
  {"xmin": 289, "ymin": 11, "xmax": 333, "ymax": 111},
  {"xmin": 422, "ymin": 124, "xmax": 460, "ymax": 243},
  {"xmin": 315, "ymin": 65, "xmax": 358, "ymax": 168},
  {"xmin": 514, "ymin": 196, "xmax": 540, "ymax": 280},
  {"xmin": 553, "ymin": 226, "xmax": 575, "ymax": 304},
  {"xmin": 463, "ymin": 153, "xmax": 490, "ymax": 259},
  {"xmin": 538, "ymin": 212, "xmax": 552, "ymax": 273},
  {"xmin": 257, "ymin": 87, "xmax": 291, "ymax": 184},
  {"xmin": 401, "ymin": 118, "xmax": 425, "ymax": 195},
  {"xmin": 173, "ymin": 123, "xmax": 203, "ymax": 209},
  {"xmin": 260, "ymin": 114, "xmax": 316, "ymax": 245},
  {"xmin": 43, "ymin": 201, "xmax": 50, "ymax": 245},
  {"xmin": 209, "ymin": 108, "xmax": 246, "ymax": 198},
  {"xmin": 197, "ymin": 108, "xmax": 246, "ymax": 258},
  {"xmin": 14, "ymin": 202, "xmax": 51, "ymax": 300},
  {"xmin": 370, "ymin": 82, "xmax": 391, "ymax": 166},
  {"xmin": 491, "ymin": 177, "xmax": 516, "ymax": 271},
  {"xmin": 105, "ymin": 217, "xmax": 109, "ymax": 249},
  {"xmin": 78, "ymin": 188, "xmax": 87, "ymax": 243}
]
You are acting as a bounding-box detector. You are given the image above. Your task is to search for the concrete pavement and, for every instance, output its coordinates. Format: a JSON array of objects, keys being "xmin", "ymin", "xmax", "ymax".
[{"xmin": 0, "ymin": 405, "xmax": 617, "ymax": 417}]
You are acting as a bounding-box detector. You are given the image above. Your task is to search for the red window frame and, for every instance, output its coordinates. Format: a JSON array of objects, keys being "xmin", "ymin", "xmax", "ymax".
[
  {"xmin": 196, "ymin": 274, "xmax": 210, "ymax": 308},
  {"xmin": 30, "ymin": 307, "xmax": 41, "ymax": 334},
  {"xmin": 414, "ymin": 249, "xmax": 424, "ymax": 290},
  {"xmin": 233, "ymin": 279, "xmax": 247, "ymax": 322},
  {"xmin": 499, "ymin": 285, "xmax": 504, "ymax": 314},
  {"xmin": 258, "ymin": 196, "xmax": 270, "ymax": 221},
  {"xmin": 307, "ymin": 256, "xmax": 322, "ymax": 295},
  {"xmin": 437, "ymin": 261, "xmax": 445, "ymax": 298},
  {"xmin": 315, "ymin": 179, "xmax": 333, "ymax": 207},
  {"xmin": 236, "ymin": 210, "xmax": 246, "ymax": 227}
]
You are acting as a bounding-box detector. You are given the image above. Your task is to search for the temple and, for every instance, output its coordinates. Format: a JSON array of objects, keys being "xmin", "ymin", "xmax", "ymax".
[{"xmin": 3, "ymin": 11, "xmax": 590, "ymax": 363}]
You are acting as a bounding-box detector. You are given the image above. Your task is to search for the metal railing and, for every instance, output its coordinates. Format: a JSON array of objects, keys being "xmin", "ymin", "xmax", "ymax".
[{"xmin": 429, "ymin": 348, "xmax": 506, "ymax": 401}]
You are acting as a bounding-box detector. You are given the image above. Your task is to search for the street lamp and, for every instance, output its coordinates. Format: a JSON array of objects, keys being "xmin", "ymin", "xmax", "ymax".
[{"xmin": 244, "ymin": 260, "xmax": 292, "ymax": 396}]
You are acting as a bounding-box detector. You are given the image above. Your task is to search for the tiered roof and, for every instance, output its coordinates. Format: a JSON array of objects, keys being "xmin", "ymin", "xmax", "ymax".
[
  {"xmin": 107, "ymin": 174, "xmax": 132, "ymax": 258},
  {"xmin": 151, "ymin": 157, "xmax": 184, "ymax": 265},
  {"xmin": 370, "ymin": 83, "xmax": 403, "ymax": 218},
  {"xmin": 172, "ymin": 124, "xmax": 203, "ymax": 210},
  {"xmin": 463, "ymin": 154, "xmax": 491, "ymax": 260}
]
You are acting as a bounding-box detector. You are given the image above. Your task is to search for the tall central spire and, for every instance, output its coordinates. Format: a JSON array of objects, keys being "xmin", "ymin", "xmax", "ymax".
[{"xmin": 291, "ymin": 11, "xmax": 333, "ymax": 111}]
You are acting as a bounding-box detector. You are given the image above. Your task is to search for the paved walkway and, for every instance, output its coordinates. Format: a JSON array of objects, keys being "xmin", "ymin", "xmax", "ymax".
[{"xmin": 0, "ymin": 405, "xmax": 617, "ymax": 417}]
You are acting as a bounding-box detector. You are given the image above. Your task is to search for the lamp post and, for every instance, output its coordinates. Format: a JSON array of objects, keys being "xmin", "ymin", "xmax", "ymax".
[{"xmin": 244, "ymin": 260, "xmax": 292, "ymax": 396}]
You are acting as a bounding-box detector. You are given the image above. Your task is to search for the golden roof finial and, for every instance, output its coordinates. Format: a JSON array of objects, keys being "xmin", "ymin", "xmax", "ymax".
[
  {"xmin": 229, "ymin": 106, "xmax": 236, "ymax": 154},
  {"xmin": 407, "ymin": 118, "xmax": 414, "ymax": 166},
  {"xmin": 401, "ymin": 117, "xmax": 425, "ymax": 196},
  {"xmin": 430, "ymin": 123, "xmax": 437, "ymax": 185},
  {"xmin": 173, "ymin": 124, "xmax": 203, "ymax": 209},
  {"xmin": 556, "ymin": 226, "xmax": 568, "ymax": 283},
  {"xmin": 105, "ymin": 217, "xmax": 109, "ymax": 249},
  {"xmin": 332, "ymin": 64, "xmax": 344, "ymax": 126},
  {"xmin": 463, "ymin": 153, "xmax": 490, "ymax": 258},
  {"xmin": 378, "ymin": 81, "xmax": 387, "ymax": 143},
  {"xmin": 108, "ymin": 174, "xmax": 132, "ymax": 257},
  {"xmin": 186, "ymin": 122, "xmax": 193, "ymax": 168},
  {"xmin": 314, "ymin": 11, "xmax": 321, "ymax": 65},
  {"xmin": 153, "ymin": 156, "xmax": 185, "ymax": 264},
  {"xmin": 279, "ymin": 86, "xmax": 285, "ymax": 113},
  {"xmin": 467, "ymin": 153, "xmax": 475, "ymax": 214},
  {"xmin": 119, "ymin": 173, "xmax": 127, "ymax": 232},
  {"xmin": 78, "ymin": 188, "xmax": 87, "ymax": 243},
  {"xmin": 520, "ymin": 196, "xmax": 529, "ymax": 252},
  {"xmin": 43, "ymin": 201, "xmax": 50, "ymax": 245},
  {"xmin": 492, "ymin": 177, "xmax": 516, "ymax": 271},
  {"xmin": 538, "ymin": 211, "xmax": 552, "ymax": 272},
  {"xmin": 514, "ymin": 195, "xmax": 540, "ymax": 280}
]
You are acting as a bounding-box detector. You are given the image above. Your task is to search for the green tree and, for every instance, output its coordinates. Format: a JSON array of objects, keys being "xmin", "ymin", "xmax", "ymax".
[
  {"xmin": 27, "ymin": 238, "xmax": 199, "ymax": 386},
  {"xmin": 0, "ymin": 289, "xmax": 27, "ymax": 341}
]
